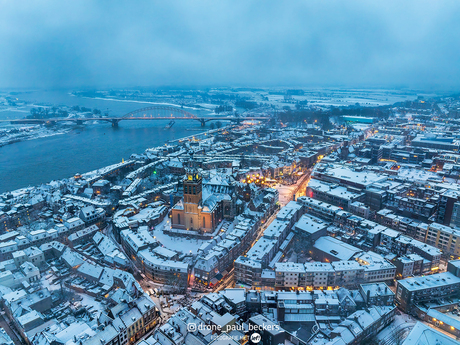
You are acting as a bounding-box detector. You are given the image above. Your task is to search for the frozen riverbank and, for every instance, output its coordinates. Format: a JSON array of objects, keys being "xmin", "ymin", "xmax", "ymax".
[{"xmin": 0, "ymin": 125, "xmax": 71, "ymax": 147}]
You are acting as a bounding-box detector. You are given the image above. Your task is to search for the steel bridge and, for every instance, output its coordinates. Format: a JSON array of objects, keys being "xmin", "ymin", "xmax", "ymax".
[{"xmin": 0, "ymin": 105, "xmax": 269, "ymax": 127}]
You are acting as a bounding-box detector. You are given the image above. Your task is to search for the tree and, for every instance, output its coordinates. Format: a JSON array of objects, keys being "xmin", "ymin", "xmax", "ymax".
[
  {"xmin": 320, "ymin": 114, "xmax": 333, "ymax": 130},
  {"xmin": 216, "ymin": 121, "xmax": 222, "ymax": 128},
  {"xmin": 29, "ymin": 108, "xmax": 38, "ymax": 118},
  {"xmin": 58, "ymin": 109, "xmax": 69, "ymax": 117},
  {"xmin": 165, "ymin": 272, "xmax": 184, "ymax": 293},
  {"xmin": 210, "ymin": 122, "xmax": 216, "ymax": 129},
  {"xmin": 235, "ymin": 100, "xmax": 257, "ymax": 109}
]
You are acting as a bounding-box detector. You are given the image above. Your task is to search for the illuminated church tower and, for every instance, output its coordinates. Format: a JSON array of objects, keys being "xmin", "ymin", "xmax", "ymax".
[
  {"xmin": 183, "ymin": 153, "xmax": 202, "ymax": 231},
  {"xmin": 171, "ymin": 150, "xmax": 223, "ymax": 234}
]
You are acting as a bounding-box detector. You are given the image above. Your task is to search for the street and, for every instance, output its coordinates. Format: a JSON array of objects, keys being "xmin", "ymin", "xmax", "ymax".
[
  {"xmin": 212, "ymin": 205, "xmax": 281, "ymax": 292},
  {"xmin": 0, "ymin": 312, "xmax": 23, "ymax": 345},
  {"xmin": 274, "ymin": 169, "xmax": 312, "ymax": 206}
]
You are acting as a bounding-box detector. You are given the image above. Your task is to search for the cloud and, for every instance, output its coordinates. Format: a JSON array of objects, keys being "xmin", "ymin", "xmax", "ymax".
[{"xmin": 0, "ymin": 0, "xmax": 459, "ymax": 90}]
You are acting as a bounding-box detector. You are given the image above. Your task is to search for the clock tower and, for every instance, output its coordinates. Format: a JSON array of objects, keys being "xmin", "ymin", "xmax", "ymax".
[
  {"xmin": 183, "ymin": 151, "xmax": 202, "ymax": 230},
  {"xmin": 184, "ymin": 170, "xmax": 202, "ymax": 205}
]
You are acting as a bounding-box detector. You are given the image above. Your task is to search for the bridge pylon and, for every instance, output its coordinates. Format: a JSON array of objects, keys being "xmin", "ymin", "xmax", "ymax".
[
  {"xmin": 112, "ymin": 119, "xmax": 120, "ymax": 128},
  {"xmin": 200, "ymin": 119, "xmax": 206, "ymax": 127}
]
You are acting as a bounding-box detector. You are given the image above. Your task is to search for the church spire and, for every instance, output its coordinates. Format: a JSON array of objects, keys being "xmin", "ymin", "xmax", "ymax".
[{"xmin": 185, "ymin": 150, "xmax": 200, "ymax": 181}]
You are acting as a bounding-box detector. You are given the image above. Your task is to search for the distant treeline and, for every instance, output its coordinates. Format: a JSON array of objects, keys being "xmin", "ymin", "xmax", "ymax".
[
  {"xmin": 214, "ymin": 105, "xmax": 233, "ymax": 113},
  {"xmin": 235, "ymin": 100, "xmax": 258, "ymax": 109},
  {"xmin": 279, "ymin": 109, "xmax": 333, "ymax": 129},
  {"xmin": 27, "ymin": 106, "xmax": 102, "ymax": 119},
  {"xmin": 328, "ymin": 105, "xmax": 392, "ymax": 118},
  {"xmin": 278, "ymin": 105, "xmax": 393, "ymax": 129},
  {"xmin": 71, "ymin": 106, "xmax": 101, "ymax": 114},
  {"xmin": 27, "ymin": 107, "xmax": 68, "ymax": 119}
]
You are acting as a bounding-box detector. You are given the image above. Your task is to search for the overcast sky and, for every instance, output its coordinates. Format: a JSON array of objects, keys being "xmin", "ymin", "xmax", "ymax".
[{"xmin": 1, "ymin": 1, "xmax": 459, "ymax": 90}]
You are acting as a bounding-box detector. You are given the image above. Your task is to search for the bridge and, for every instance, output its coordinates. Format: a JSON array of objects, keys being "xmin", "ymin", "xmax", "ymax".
[{"xmin": 1, "ymin": 105, "xmax": 269, "ymax": 127}]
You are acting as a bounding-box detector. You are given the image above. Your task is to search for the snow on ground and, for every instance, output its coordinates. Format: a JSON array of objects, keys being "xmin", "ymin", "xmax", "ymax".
[
  {"xmin": 265, "ymin": 90, "xmax": 421, "ymax": 108},
  {"xmin": 275, "ymin": 183, "xmax": 298, "ymax": 206},
  {"xmin": 195, "ymin": 103, "xmax": 219, "ymax": 110},
  {"xmin": 40, "ymin": 273, "xmax": 63, "ymax": 292},
  {"xmin": 75, "ymin": 293, "xmax": 105, "ymax": 319},
  {"xmin": 351, "ymin": 124, "xmax": 373, "ymax": 131},
  {"xmin": 40, "ymin": 273, "xmax": 104, "ymax": 319},
  {"xmin": 0, "ymin": 126, "xmax": 70, "ymax": 146},
  {"xmin": 151, "ymin": 217, "xmax": 205, "ymax": 254},
  {"xmin": 163, "ymin": 303, "xmax": 182, "ymax": 314},
  {"xmin": 376, "ymin": 313, "xmax": 416, "ymax": 343}
]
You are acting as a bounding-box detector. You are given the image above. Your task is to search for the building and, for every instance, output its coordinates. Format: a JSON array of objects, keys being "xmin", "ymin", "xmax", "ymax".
[
  {"xmin": 0, "ymin": 329, "xmax": 14, "ymax": 345},
  {"xmin": 79, "ymin": 205, "xmax": 106, "ymax": 227},
  {"xmin": 411, "ymin": 134, "xmax": 459, "ymax": 152},
  {"xmin": 437, "ymin": 189, "xmax": 460, "ymax": 226},
  {"xmin": 297, "ymin": 196, "xmax": 341, "ymax": 222},
  {"xmin": 294, "ymin": 214, "xmax": 328, "ymax": 245},
  {"xmin": 356, "ymin": 251, "xmax": 396, "ymax": 284},
  {"xmin": 312, "ymin": 236, "xmax": 362, "ymax": 262},
  {"xmin": 274, "ymin": 263, "xmax": 305, "ymax": 289},
  {"xmin": 248, "ymin": 314, "xmax": 285, "ymax": 345},
  {"xmin": 306, "ymin": 179, "xmax": 365, "ymax": 211},
  {"xmin": 359, "ymin": 282, "xmax": 394, "ymax": 306},
  {"xmin": 138, "ymin": 249, "xmax": 189, "ymax": 291},
  {"xmin": 402, "ymin": 321, "xmax": 460, "ymax": 345},
  {"xmin": 304, "ymin": 262, "xmax": 336, "ymax": 289},
  {"xmin": 425, "ymin": 222, "xmax": 460, "ymax": 259},
  {"xmin": 447, "ymin": 259, "xmax": 460, "ymax": 277},
  {"xmin": 394, "ymin": 256, "xmax": 415, "ymax": 278},
  {"xmin": 312, "ymin": 165, "xmax": 388, "ymax": 190},
  {"xmin": 171, "ymin": 163, "xmax": 236, "ymax": 234},
  {"xmin": 396, "ymin": 272, "xmax": 460, "ymax": 313},
  {"xmin": 120, "ymin": 228, "xmax": 156, "ymax": 260}
]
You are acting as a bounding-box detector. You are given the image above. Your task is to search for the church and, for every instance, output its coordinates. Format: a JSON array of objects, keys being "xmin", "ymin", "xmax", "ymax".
[{"xmin": 171, "ymin": 164, "xmax": 237, "ymax": 234}]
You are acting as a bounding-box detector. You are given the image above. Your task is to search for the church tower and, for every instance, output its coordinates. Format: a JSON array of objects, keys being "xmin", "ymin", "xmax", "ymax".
[{"xmin": 183, "ymin": 151, "xmax": 202, "ymax": 230}]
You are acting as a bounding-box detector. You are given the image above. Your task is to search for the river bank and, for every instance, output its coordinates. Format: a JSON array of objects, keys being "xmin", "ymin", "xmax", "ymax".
[{"xmin": 0, "ymin": 91, "xmax": 216, "ymax": 192}]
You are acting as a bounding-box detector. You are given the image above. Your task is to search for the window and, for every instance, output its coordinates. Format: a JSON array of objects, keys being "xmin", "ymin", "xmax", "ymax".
[
  {"xmin": 203, "ymin": 217, "xmax": 205, "ymax": 227},
  {"xmin": 177, "ymin": 214, "xmax": 181, "ymax": 224}
]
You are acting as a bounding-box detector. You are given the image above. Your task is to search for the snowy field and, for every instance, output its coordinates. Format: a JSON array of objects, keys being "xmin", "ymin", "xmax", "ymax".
[
  {"xmin": 376, "ymin": 314, "xmax": 416, "ymax": 344},
  {"xmin": 276, "ymin": 184, "xmax": 297, "ymax": 206},
  {"xmin": 152, "ymin": 217, "xmax": 206, "ymax": 254},
  {"xmin": 40, "ymin": 273, "xmax": 63, "ymax": 292}
]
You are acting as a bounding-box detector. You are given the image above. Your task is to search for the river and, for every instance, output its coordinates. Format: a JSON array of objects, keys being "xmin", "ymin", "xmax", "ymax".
[{"xmin": 0, "ymin": 90, "xmax": 213, "ymax": 192}]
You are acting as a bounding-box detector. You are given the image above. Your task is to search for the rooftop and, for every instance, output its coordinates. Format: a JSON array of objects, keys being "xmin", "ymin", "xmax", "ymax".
[
  {"xmin": 314, "ymin": 236, "xmax": 362, "ymax": 261},
  {"xmin": 398, "ymin": 272, "xmax": 460, "ymax": 292}
]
